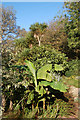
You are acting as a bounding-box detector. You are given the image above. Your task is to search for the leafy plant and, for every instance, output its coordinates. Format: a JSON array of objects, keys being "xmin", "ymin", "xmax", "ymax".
[
  {"xmin": 18, "ymin": 46, "xmax": 68, "ymax": 72},
  {"xmin": 65, "ymin": 59, "xmax": 80, "ymax": 77},
  {"xmin": 25, "ymin": 60, "xmax": 68, "ymax": 92},
  {"xmin": 64, "ymin": 59, "xmax": 80, "ymax": 87},
  {"xmin": 24, "ymin": 60, "xmax": 68, "ymax": 112}
]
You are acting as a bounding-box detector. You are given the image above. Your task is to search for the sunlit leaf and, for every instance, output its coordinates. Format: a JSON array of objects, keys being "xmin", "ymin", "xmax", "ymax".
[
  {"xmin": 37, "ymin": 64, "xmax": 52, "ymax": 81},
  {"xmin": 54, "ymin": 64, "xmax": 64, "ymax": 71}
]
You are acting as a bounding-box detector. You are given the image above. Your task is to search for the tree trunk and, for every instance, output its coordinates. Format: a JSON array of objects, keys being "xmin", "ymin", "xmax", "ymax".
[
  {"xmin": 9, "ymin": 100, "xmax": 13, "ymax": 111},
  {"xmin": 37, "ymin": 36, "xmax": 41, "ymax": 46}
]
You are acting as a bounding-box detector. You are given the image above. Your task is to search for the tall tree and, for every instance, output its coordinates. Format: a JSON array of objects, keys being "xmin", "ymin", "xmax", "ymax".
[
  {"xmin": 29, "ymin": 22, "xmax": 47, "ymax": 46},
  {"xmin": 64, "ymin": 2, "xmax": 80, "ymax": 49},
  {"xmin": 1, "ymin": 6, "xmax": 19, "ymax": 41},
  {"xmin": 43, "ymin": 19, "xmax": 67, "ymax": 50}
]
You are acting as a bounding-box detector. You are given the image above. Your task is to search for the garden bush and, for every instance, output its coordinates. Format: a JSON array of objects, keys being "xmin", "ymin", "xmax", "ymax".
[{"xmin": 18, "ymin": 46, "xmax": 69, "ymax": 74}]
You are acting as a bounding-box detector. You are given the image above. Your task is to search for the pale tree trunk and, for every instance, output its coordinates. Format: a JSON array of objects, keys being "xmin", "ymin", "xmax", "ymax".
[
  {"xmin": 37, "ymin": 36, "xmax": 41, "ymax": 46},
  {"xmin": 34, "ymin": 34, "xmax": 41, "ymax": 46},
  {"xmin": 9, "ymin": 100, "xmax": 13, "ymax": 111}
]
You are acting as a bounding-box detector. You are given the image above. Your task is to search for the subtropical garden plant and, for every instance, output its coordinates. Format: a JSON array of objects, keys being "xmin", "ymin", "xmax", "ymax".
[{"xmin": 21, "ymin": 60, "xmax": 68, "ymax": 117}]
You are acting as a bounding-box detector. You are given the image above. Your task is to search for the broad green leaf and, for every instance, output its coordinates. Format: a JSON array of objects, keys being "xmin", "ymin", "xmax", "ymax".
[
  {"xmin": 54, "ymin": 64, "xmax": 64, "ymax": 71},
  {"xmin": 37, "ymin": 64, "xmax": 52, "ymax": 81},
  {"xmin": 50, "ymin": 81, "xmax": 68, "ymax": 92},
  {"xmin": 39, "ymin": 81, "xmax": 50, "ymax": 86},
  {"xmin": 39, "ymin": 81, "xmax": 68, "ymax": 92},
  {"xmin": 25, "ymin": 60, "xmax": 37, "ymax": 87}
]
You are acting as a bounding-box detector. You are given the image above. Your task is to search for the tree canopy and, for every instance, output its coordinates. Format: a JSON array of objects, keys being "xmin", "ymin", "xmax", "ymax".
[
  {"xmin": 29, "ymin": 22, "xmax": 48, "ymax": 46},
  {"xmin": 64, "ymin": 2, "xmax": 80, "ymax": 49}
]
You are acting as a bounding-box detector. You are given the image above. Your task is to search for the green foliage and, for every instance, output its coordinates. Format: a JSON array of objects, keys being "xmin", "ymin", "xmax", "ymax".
[
  {"xmin": 38, "ymin": 86, "xmax": 46, "ymax": 96},
  {"xmin": 38, "ymin": 104, "xmax": 59, "ymax": 118},
  {"xmin": 37, "ymin": 64, "xmax": 52, "ymax": 81},
  {"xmin": 25, "ymin": 60, "xmax": 68, "ymax": 93},
  {"xmin": 24, "ymin": 107, "xmax": 38, "ymax": 118},
  {"xmin": 53, "ymin": 98, "xmax": 75, "ymax": 118},
  {"xmin": 29, "ymin": 22, "xmax": 47, "ymax": 33},
  {"xmin": 62, "ymin": 75, "xmax": 79, "ymax": 88},
  {"xmin": 19, "ymin": 46, "xmax": 68, "ymax": 72},
  {"xmin": 64, "ymin": 2, "xmax": 80, "ymax": 48},
  {"xmin": 61, "ymin": 59, "xmax": 80, "ymax": 87},
  {"xmin": 38, "ymin": 95, "xmax": 75, "ymax": 118},
  {"xmin": 25, "ymin": 32, "xmax": 37, "ymax": 46},
  {"xmin": 54, "ymin": 64, "xmax": 64, "ymax": 71},
  {"xmin": 65, "ymin": 59, "xmax": 80, "ymax": 77},
  {"xmin": 25, "ymin": 60, "xmax": 37, "ymax": 87},
  {"xmin": 14, "ymin": 32, "xmax": 37, "ymax": 51},
  {"xmin": 27, "ymin": 90, "xmax": 34, "ymax": 104},
  {"xmin": 39, "ymin": 80, "xmax": 68, "ymax": 92},
  {"xmin": 14, "ymin": 37, "xmax": 28, "ymax": 50}
]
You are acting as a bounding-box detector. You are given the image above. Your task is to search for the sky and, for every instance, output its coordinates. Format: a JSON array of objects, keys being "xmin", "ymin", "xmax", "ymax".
[{"xmin": 2, "ymin": 2, "xmax": 64, "ymax": 31}]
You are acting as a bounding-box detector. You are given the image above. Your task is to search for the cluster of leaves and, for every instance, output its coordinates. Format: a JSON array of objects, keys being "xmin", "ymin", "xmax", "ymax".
[
  {"xmin": 61, "ymin": 59, "xmax": 80, "ymax": 88},
  {"xmin": 64, "ymin": 2, "xmax": 80, "ymax": 49},
  {"xmin": 65, "ymin": 59, "xmax": 80, "ymax": 77},
  {"xmin": 18, "ymin": 46, "xmax": 68, "ymax": 73}
]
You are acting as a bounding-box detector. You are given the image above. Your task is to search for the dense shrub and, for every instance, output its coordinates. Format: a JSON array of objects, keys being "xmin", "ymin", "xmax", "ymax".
[{"xmin": 18, "ymin": 46, "xmax": 68, "ymax": 75}]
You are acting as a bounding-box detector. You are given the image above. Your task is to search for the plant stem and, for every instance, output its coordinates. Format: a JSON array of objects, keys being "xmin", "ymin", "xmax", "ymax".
[{"xmin": 43, "ymin": 98, "xmax": 45, "ymax": 112}]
